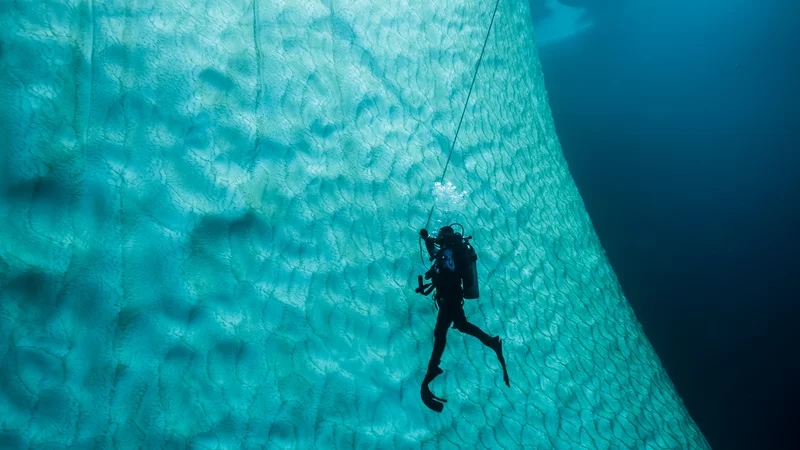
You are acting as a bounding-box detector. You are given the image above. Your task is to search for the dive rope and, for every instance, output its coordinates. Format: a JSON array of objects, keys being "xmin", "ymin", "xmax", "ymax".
[
  {"xmin": 420, "ymin": 0, "xmax": 503, "ymax": 266},
  {"xmin": 424, "ymin": 0, "xmax": 502, "ymax": 230}
]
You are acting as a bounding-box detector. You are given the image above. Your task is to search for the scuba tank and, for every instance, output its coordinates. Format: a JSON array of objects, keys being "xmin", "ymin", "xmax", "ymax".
[{"xmin": 461, "ymin": 236, "xmax": 479, "ymax": 299}]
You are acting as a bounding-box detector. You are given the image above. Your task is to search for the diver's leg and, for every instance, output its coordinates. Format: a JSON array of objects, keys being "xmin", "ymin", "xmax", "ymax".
[
  {"xmin": 455, "ymin": 320, "xmax": 496, "ymax": 347},
  {"xmin": 454, "ymin": 306, "xmax": 510, "ymax": 386},
  {"xmin": 424, "ymin": 309, "xmax": 452, "ymax": 384},
  {"xmin": 452, "ymin": 304, "xmax": 496, "ymax": 348}
]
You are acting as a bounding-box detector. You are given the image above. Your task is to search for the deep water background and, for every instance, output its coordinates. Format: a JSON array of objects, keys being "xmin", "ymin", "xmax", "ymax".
[{"xmin": 532, "ymin": 0, "xmax": 800, "ymax": 449}]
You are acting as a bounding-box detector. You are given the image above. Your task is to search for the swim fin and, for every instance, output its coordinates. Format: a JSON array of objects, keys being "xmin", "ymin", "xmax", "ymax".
[
  {"xmin": 421, "ymin": 384, "xmax": 446, "ymax": 412},
  {"xmin": 491, "ymin": 337, "xmax": 510, "ymax": 387},
  {"xmin": 421, "ymin": 366, "xmax": 446, "ymax": 412}
]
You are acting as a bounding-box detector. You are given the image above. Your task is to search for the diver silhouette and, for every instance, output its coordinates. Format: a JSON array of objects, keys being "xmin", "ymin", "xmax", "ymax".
[{"xmin": 415, "ymin": 225, "xmax": 509, "ymax": 412}]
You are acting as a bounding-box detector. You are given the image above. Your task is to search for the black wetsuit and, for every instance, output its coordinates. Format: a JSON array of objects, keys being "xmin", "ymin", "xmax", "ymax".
[{"xmin": 424, "ymin": 238, "xmax": 496, "ymax": 372}]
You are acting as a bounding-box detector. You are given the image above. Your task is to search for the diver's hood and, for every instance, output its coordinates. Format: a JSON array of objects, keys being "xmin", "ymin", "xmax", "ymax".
[{"xmin": 435, "ymin": 226, "xmax": 459, "ymax": 246}]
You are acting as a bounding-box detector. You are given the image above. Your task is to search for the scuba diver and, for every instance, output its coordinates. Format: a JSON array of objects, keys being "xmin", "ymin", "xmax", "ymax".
[{"xmin": 415, "ymin": 225, "xmax": 510, "ymax": 412}]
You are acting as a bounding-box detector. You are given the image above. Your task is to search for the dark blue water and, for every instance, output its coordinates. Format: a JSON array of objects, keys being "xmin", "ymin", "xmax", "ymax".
[{"xmin": 534, "ymin": 0, "xmax": 800, "ymax": 448}]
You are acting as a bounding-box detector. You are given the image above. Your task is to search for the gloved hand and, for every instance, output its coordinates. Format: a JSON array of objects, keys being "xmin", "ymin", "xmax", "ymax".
[{"xmin": 420, "ymin": 229, "xmax": 435, "ymax": 246}]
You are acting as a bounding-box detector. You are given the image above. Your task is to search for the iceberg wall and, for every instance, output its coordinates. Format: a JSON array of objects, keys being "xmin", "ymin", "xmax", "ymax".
[{"xmin": 0, "ymin": 0, "xmax": 708, "ymax": 448}]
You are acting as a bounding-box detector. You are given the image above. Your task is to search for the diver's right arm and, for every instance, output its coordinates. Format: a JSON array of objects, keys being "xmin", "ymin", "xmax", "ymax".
[{"xmin": 420, "ymin": 229, "xmax": 437, "ymax": 259}]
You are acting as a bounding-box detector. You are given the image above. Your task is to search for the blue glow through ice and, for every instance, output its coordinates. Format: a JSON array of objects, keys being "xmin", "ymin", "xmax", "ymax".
[{"xmin": 0, "ymin": 0, "xmax": 708, "ymax": 448}]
